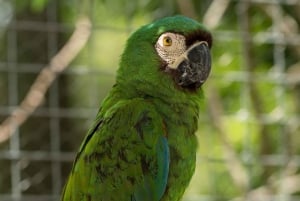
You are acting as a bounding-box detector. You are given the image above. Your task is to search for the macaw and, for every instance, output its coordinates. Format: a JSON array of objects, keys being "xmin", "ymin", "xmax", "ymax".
[{"xmin": 62, "ymin": 15, "xmax": 212, "ymax": 201}]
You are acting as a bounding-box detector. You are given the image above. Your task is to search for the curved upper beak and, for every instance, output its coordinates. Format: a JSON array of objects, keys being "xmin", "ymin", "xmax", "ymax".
[{"xmin": 169, "ymin": 41, "xmax": 211, "ymax": 89}]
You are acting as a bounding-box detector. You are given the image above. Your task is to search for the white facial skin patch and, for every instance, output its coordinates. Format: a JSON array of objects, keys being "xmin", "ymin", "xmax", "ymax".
[{"xmin": 155, "ymin": 32, "xmax": 187, "ymax": 68}]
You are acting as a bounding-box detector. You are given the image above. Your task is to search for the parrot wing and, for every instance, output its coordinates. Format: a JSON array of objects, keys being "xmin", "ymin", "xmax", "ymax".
[{"xmin": 62, "ymin": 99, "xmax": 170, "ymax": 201}]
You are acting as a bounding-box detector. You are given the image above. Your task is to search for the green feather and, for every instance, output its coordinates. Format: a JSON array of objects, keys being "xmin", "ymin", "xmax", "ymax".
[
  {"xmin": 63, "ymin": 99, "xmax": 168, "ymax": 201},
  {"xmin": 61, "ymin": 15, "xmax": 211, "ymax": 201}
]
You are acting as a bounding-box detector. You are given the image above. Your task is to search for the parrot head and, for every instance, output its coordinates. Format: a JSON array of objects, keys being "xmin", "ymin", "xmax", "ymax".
[{"xmin": 117, "ymin": 15, "xmax": 212, "ymax": 98}]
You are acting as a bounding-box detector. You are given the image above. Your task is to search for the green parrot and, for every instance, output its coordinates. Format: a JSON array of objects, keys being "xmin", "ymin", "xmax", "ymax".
[{"xmin": 61, "ymin": 15, "xmax": 212, "ymax": 201}]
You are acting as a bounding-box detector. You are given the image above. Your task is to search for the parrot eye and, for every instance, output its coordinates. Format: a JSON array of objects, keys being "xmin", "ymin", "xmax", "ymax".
[
  {"xmin": 157, "ymin": 33, "xmax": 181, "ymax": 48},
  {"xmin": 155, "ymin": 32, "xmax": 186, "ymax": 66},
  {"xmin": 163, "ymin": 36, "xmax": 172, "ymax": 46}
]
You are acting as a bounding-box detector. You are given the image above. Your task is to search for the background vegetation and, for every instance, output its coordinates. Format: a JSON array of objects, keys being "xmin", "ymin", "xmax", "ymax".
[{"xmin": 0, "ymin": 0, "xmax": 300, "ymax": 200}]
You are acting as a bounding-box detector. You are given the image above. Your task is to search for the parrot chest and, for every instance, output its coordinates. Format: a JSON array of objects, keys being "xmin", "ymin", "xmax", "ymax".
[
  {"xmin": 158, "ymin": 103, "xmax": 199, "ymax": 201},
  {"xmin": 164, "ymin": 124, "xmax": 197, "ymax": 201}
]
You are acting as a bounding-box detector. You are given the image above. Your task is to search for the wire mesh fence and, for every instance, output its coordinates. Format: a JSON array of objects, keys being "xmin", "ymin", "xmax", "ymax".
[{"xmin": 0, "ymin": 0, "xmax": 300, "ymax": 201}]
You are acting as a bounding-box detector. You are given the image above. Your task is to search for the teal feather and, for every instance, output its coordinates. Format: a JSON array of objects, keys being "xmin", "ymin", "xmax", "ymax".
[{"xmin": 133, "ymin": 136, "xmax": 170, "ymax": 201}]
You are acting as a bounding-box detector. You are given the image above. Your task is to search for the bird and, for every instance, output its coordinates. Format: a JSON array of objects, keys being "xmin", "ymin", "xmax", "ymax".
[{"xmin": 61, "ymin": 15, "xmax": 212, "ymax": 201}]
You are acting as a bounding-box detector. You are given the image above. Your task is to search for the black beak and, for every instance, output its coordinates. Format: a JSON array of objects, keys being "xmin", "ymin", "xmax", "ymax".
[{"xmin": 172, "ymin": 42, "xmax": 211, "ymax": 89}]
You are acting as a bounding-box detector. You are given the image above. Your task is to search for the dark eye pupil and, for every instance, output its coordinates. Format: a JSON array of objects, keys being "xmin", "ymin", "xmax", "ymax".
[{"xmin": 166, "ymin": 37, "xmax": 171, "ymax": 43}]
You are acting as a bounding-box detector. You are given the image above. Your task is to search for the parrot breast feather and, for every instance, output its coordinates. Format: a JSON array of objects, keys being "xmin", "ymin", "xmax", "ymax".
[{"xmin": 62, "ymin": 99, "xmax": 170, "ymax": 201}]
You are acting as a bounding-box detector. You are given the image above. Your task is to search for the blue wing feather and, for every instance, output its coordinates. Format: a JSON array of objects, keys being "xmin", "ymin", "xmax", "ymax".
[
  {"xmin": 133, "ymin": 136, "xmax": 170, "ymax": 201},
  {"xmin": 155, "ymin": 136, "xmax": 170, "ymax": 200}
]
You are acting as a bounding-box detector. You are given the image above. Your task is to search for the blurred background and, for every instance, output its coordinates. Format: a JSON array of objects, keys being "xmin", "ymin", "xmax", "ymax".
[{"xmin": 0, "ymin": 0, "xmax": 300, "ymax": 200}]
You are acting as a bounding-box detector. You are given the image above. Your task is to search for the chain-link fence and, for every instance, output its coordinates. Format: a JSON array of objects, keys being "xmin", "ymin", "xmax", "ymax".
[{"xmin": 0, "ymin": 0, "xmax": 300, "ymax": 201}]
